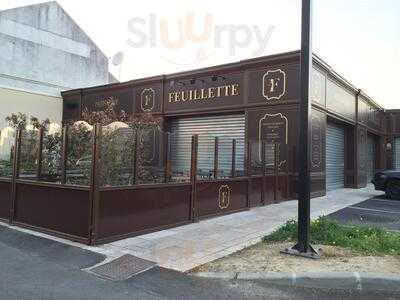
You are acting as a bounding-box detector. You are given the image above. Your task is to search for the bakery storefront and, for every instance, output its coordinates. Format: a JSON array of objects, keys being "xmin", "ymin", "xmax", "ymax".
[
  {"xmin": 60, "ymin": 51, "xmax": 387, "ymax": 243},
  {"xmin": 0, "ymin": 51, "xmax": 388, "ymax": 245},
  {"xmin": 65, "ymin": 52, "xmax": 387, "ymax": 192}
]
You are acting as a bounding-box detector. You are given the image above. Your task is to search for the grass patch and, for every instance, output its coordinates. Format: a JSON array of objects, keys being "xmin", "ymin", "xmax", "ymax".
[{"xmin": 263, "ymin": 217, "xmax": 400, "ymax": 256}]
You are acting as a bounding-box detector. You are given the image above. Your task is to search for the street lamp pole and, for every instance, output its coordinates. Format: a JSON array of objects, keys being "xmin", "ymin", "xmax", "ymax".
[{"xmin": 282, "ymin": 0, "xmax": 319, "ymax": 258}]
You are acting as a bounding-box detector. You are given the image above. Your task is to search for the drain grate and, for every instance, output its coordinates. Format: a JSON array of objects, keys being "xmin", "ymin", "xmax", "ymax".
[{"xmin": 89, "ymin": 254, "xmax": 157, "ymax": 281}]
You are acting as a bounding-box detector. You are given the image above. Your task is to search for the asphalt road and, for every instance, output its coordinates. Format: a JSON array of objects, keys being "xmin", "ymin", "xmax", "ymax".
[
  {"xmin": 327, "ymin": 195, "xmax": 400, "ymax": 231},
  {"xmin": 1, "ymin": 224, "xmax": 400, "ymax": 299}
]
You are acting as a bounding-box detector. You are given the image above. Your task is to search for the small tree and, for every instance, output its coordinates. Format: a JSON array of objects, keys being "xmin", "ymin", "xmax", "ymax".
[
  {"xmin": 6, "ymin": 113, "xmax": 51, "ymax": 131},
  {"xmin": 30, "ymin": 117, "xmax": 50, "ymax": 131},
  {"xmin": 6, "ymin": 113, "xmax": 28, "ymax": 130}
]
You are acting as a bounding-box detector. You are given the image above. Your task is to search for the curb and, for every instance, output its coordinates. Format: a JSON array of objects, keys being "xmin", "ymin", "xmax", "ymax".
[{"xmin": 194, "ymin": 272, "xmax": 400, "ymax": 292}]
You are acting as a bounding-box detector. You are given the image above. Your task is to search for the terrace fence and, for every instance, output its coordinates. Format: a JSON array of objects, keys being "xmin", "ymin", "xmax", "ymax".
[{"xmin": 0, "ymin": 121, "xmax": 290, "ymax": 245}]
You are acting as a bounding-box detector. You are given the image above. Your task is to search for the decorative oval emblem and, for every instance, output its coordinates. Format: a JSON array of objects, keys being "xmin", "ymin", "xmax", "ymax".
[
  {"xmin": 141, "ymin": 88, "xmax": 155, "ymax": 112},
  {"xmin": 218, "ymin": 185, "xmax": 231, "ymax": 210},
  {"xmin": 262, "ymin": 69, "xmax": 286, "ymax": 101}
]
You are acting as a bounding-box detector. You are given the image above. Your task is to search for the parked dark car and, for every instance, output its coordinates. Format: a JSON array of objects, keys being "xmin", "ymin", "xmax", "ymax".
[{"xmin": 372, "ymin": 170, "xmax": 400, "ymax": 199}]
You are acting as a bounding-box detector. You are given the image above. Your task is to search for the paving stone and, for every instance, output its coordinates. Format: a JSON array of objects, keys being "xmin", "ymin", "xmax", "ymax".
[
  {"xmin": 139, "ymin": 230, "xmax": 178, "ymax": 240},
  {"xmin": 110, "ymin": 237, "xmax": 151, "ymax": 248}
]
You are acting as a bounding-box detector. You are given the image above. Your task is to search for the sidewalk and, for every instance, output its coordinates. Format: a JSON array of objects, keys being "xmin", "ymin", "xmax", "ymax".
[
  {"xmin": 97, "ymin": 185, "xmax": 382, "ymax": 272},
  {"xmin": 0, "ymin": 185, "xmax": 382, "ymax": 272}
]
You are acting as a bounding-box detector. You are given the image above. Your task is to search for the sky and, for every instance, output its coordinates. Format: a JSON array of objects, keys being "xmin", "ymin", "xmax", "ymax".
[{"xmin": 1, "ymin": 0, "xmax": 399, "ymax": 109}]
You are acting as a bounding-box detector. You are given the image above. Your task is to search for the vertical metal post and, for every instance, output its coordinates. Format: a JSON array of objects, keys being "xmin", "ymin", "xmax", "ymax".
[
  {"xmin": 286, "ymin": 145, "xmax": 290, "ymax": 199},
  {"xmin": 36, "ymin": 127, "xmax": 44, "ymax": 181},
  {"xmin": 261, "ymin": 140, "xmax": 266, "ymax": 206},
  {"xmin": 274, "ymin": 143, "xmax": 279, "ymax": 203},
  {"xmin": 214, "ymin": 137, "xmax": 219, "ymax": 179},
  {"xmin": 10, "ymin": 129, "xmax": 21, "ymax": 223},
  {"xmin": 246, "ymin": 139, "xmax": 252, "ymax": 208},
  {"xmin": 283, "ymin": 0, "xmax": 319, "ymax": 258},
  {"xmin": 132, "ymin": 129, "xmax": 138, "ymax": 185},
  {"xmin": 9, "ymin": 144, "xmax": 14, "ymax": 166},
  {"xmin": 164, "ymin": 132, "xmax": 171, "ymax": 183},
  {"xmin": 231, "ymin": 139, "xmax": 236, "ymax": 178},
  {"xmin": 89, "ymin": 124, "xmax": 101, "ymax": 245},
  {"xmin": 246, "ymin": 139, "xmax": 252, "ymax": 178},
  {"xmin": 190, "ymin": 135, "xmax": 198, "ymax": 222},
  {"xmin": 60, "ymin": 126, "xmax": 68, "ymax": 184}
]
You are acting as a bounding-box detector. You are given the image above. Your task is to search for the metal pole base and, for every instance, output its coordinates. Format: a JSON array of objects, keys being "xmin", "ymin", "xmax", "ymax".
[{"xmin": 281, "ymin": 244, "xmax": 320, "ymax": 259}]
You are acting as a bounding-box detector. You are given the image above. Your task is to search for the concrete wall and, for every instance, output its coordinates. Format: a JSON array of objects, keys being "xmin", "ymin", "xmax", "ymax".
[{"xmin": 0, "ymin": 1, "xmax": 110, "ymax": 97}]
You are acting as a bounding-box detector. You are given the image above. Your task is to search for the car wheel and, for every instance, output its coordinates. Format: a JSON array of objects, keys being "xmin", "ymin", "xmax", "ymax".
[{"xmin": 386, "ymin": 179, "xmax": 400, "ymax": 200}]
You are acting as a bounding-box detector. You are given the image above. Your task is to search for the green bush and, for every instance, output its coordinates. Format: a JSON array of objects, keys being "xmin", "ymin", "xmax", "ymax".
[
  {"xmin": 0, "ymin": 159, "xmax": 13, "ymax": 177},
  {"xmin": 263, "ymin": 217, "xmax": 400, "ymax": 255}
]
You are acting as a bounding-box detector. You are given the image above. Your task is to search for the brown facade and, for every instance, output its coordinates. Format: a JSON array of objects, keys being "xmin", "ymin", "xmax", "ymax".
[
  {"xmin": 62, "ymin": 51, "xmax": 389, "ymax": 198},
  {"xmin": 0, "ymin": 51, "xmax": 393, "ymax": 246},
  {"xmin": 9, "ymin": 50, "xmax": 388, "ymax": 244}
]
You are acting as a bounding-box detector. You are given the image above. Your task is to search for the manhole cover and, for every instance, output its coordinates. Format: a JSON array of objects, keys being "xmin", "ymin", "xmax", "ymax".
[{"xmin": 88, "ymin": 254, "xmax": 157, "ymax": 281}]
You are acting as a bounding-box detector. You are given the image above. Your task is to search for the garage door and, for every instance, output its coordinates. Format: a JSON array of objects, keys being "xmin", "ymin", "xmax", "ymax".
[
  {"xmin": 326, "ymin": 123, "xmax": 345, "ymax": 190},
  {"xmin": 366, "ymin": 135, "xmax": 376, "ymax": 182},
  {"xmin": 170, "ymin": 114, "xmax": 245, "ymax": 176},
  {"xmin": 395, "ymin": 138, "xmax": 400, "ymax": 170}
]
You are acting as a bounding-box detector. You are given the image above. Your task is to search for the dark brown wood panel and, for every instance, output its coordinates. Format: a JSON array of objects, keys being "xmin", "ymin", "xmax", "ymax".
[
  {"xmin": 263, "ymin": 175, "xmax": 276, "ymax": 204},
  {"xmin": 311, "ymin": 173, "xmax": 325, "ymax": 197},
  {"xmin": 276, "ymin": 173, "xmax": 291, "ymax": 202},
  {"xmin": 97, "ymin": 185, "xmax": 191, "ymax": 240},
  {"xmin": 249, "ymin": 176, "xmax": 262, "ymax": 207},
  {"xmin": 14, "ymin": 182, "xmax": 91, "ymax": 239},
  {"xmin": 310, "ymin": 109, "xmax": 326, "ymax": 196},
  {"xmin": 197, "ymin": 180, "xmax": 247, "ymax": 218},
  {"xmin": 0, "ymin": 179, "xmax": 11, "ymax": 220},
  {"xmin": 311, "ymin": 109, "xmax": 326, "ymax": 173}
]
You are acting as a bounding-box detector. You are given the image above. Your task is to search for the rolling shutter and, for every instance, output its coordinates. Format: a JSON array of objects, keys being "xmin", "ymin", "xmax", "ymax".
[
  {"xmin": 326, "ymin": 122, "xmax": 345, "ymax": 190},
  {"xmin": 366, "ymin": 135, "xmax": 376, "ymax": 182},
  {"xmin": 169, "ymin": 114, "xmax": 245, "ymax": 176}
]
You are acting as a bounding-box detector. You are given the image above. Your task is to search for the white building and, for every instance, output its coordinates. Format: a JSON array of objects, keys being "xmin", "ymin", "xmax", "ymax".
[
  {"xmin": 0, "ymin": 1, "xmax": 115, "ymax": 159},
  {"xmin": 0, "ymin": 1, "xmax": 115, "ymax": 129}
]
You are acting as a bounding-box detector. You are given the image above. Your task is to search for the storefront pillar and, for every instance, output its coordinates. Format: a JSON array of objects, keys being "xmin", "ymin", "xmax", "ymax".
[{"xmin": 354, "ymin": 125, "xmax": 368, "ymax": 188}]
